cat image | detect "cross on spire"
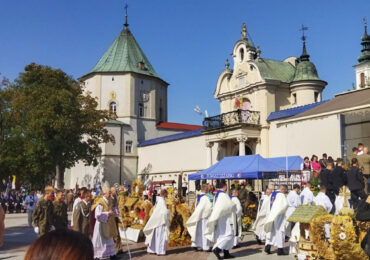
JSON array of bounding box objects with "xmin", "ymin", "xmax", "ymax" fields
[
  {"xmin": 299, "ymin": 24, "xmax": 310, "ymax": 61},
  {"xmin": 364, "ymin": 17, "xmax": 368, "ymax": 35},
  {"xmin": 300, "ymin": 24, "xmax": 309, "ymax": 42},
  {"xmin": 124, "ymin": 3, "xmax": 129, "ymax": 28}
]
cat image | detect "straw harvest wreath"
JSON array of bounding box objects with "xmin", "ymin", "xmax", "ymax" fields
[{"xmin": 311, "ymin": 215, "xmax": 368, "ymax": 260}]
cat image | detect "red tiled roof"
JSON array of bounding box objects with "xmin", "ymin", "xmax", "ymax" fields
[{"xmin": 156, "ymin": 122, "xmax": 203, "ymax": 131}]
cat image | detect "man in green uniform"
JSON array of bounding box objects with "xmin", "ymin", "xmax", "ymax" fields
[
  {"xmin": 73, "ymin": 190, "xmax": 92, "ymax": 238},
  {"xmin": 358, "ymin": 147, "xmax": 370, "ymax": 194},
  {"xmin": 53, "ymin": 190, "xmax": 68, "ymax": 229},
  {"xmin": 238, "ymin": 182, "xmax": 248, "ymax": 214},
  {"xmin": 32, "ymin": 186, "xmax": 54, "ymax": 237}
]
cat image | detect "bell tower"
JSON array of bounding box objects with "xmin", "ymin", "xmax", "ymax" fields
[{"xmin": 355, "ymin": 18, "xmax": 370, "ymax": 89}]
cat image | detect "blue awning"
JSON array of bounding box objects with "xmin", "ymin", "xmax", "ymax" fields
[
  {"xmin": 188, "ymin": 155, "xmax": 281, "ymax": 180},
  {"xmin": 265, "ymin": 156, "xmax": 303, "ymax": 171}
]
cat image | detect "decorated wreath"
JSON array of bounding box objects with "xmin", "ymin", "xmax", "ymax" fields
[
  {"xmin": 131, "ymin": 179, "xmax": 143, "ymax": 198},
  {"xmin": 310, "ymin": 214, "xmax": 335, "ymax": 260}
]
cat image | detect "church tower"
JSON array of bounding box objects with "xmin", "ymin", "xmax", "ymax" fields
[
  {"xmin": 80, "ymin": 8, "xmax": 169, "ymax": 141},
  {"xmin": 354, "ymin": 18, "xmax": 370, "ymax": 89},
  {"xmin": 290, "ymin": 34, "xmax": 327, "ymax": 106},
  {"xmin": 67, "ymin": 8, "xmax": 170, "ymax": 188}
]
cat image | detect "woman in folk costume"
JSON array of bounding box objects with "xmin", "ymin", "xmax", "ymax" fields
[
  {"xmin": 230, "ymin": 189, "xmax": 243, "ymax": 248},
  {"xmin": 252, "ymin": 188, "xmax": 272, "ymax": 244},
  {"xmin": 264, "ymin": 185, "xmax": 289, "ymax": 256},
  {"xmin": 204, "ymin": 182, "xmax": 236, "ymax": 260},
  {"xmin": 186, "ymin": 183, "xmax": 213, "ymax": 252},
  {"xmin": 143, "ymin": 189, "xmax": 170, "ymax": 256},
  {"xmin": 91, "ymin": 182, "xmax": 119, "ymax": 260}
]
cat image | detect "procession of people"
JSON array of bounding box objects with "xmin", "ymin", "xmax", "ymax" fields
[{"xmin": 1, "ymin": 143, "xmax": 368, "ymax": 259}]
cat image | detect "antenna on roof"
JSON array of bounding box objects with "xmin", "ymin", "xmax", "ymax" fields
[{"xmin": 124, "ymin": 3, "xmax": 129, "ymax": 28}]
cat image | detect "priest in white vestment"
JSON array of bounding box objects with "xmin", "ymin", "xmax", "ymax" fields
[
  {"xmin": 186, "ymin": 184, "xmax": 213, "ymax": 251},
  {"xmin": 264, "ymin": 185, "xmax": 289, "ymax": 256},
  {"xmin": 286, "ymin": 184, "xmax": 301, "ymax": 254},
  {"xmin": 205, "ymin": 182, "xmax": 236, "ymax": 260},
  {"xmin": 252, "ymin": 188, "xmax": 272, "ymax": 243},
  {"xmin": 91, "ymin": 182, "xmax": 118, "ymax": 259},
  {"xmin": 143, "ymin": 189, "xmax": 170, "ymax": 256},
  {"xmin": 314, "ymin": 186, "xmax": 333, "ymax": 213},
  {"xmin": 231, "ymin": 189, "xmax": 243, "ymax": 248},
  {"xmin": 300, "ymin": 182, "xmax": 314, "ymax": 205}
]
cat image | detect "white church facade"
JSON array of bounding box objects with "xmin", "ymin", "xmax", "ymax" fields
[
  {"xmin": 137, "ymin": 22, "xmax": 370, "ymax": 189},
  {"xmin": 65, "ymin": 15, "xmax": 370, "ymax": 190}
]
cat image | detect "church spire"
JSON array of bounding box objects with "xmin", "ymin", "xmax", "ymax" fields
[
  {"xmin": 124, "ymin": 3, "xmax": 129, "ymax": 28},
  {"xmin": 358, "ymin": 17, "xmax": 370, "ymax": 63},
  {"xmin": 299, "ymin": 24, "xmax": 310, "ymax": 61}
]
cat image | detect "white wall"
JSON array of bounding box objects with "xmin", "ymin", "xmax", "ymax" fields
[{"xmin": 269, "ymin": 114, "xmax": 342, "ymax": 159}]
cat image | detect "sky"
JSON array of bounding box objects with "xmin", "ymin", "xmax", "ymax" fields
[{"xmin": 0, "ymin": 0, "xmax": 369, "ymax": 125}]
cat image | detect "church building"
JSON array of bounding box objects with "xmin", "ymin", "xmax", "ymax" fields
[
  {"xmin": 137, "ymin": 22, "xmax": 370, "ymax": 190},
  {"xmin": 65, "ymin": 13, "xmax": 370, "ymax": 190},
  {"xmin": 64, "ymin": 14, "xmax": 202, "ymax": 189}
]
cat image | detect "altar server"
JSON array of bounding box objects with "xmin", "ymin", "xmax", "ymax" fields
[
  {"xmin": 300, "ymin": 182, "xmax": 314, "ymax": 205},
  {"xmin": 231, "ymin": 189, "xmax": 243, "ymax": 248},
  {"xmin": 286, "ymin": 185, "xmax": 301, "ymax": 232},
  {"xmin": 313, "ymin": 185, "xmax": 333, "ymax": 213},
  {"xmin": 186, "ymin": 184, "xmax": 213, "ymax": 251},
  {"xmin": 143, "ymin": 189, "xmax": 170, "ymax": 256},
  {"xmin": 252, "ymin": 188, "xmax": 272, "ymax": 243},
  {"xmin": 91, "ymin": 182, "xmax": 118, "ymax": 260},
  {"xmin": 264, "ymin": 185, "xmax": 289, "ymax": 256},
  {"xmin": 205, "ymin": 182, "xmax": 236, "ymax": 260},
  {"xmin": 286, "ymin": 184, "xmax": 301, "ymax": 254}
]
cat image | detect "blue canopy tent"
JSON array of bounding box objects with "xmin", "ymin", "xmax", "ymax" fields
[
  {"xmin": 188, "ymin": 154, "xmax": 281, "ymax": 180},
  {"xmin": 266, "ymin": 156, "xmax": 303, "ymax": 171},
  {"xmin": 263, "ymin": 156, "xmax": 303, "ymax": 179}
]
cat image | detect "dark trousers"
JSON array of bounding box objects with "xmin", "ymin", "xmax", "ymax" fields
[
  {"xmin": 364, "ymin": 176, "xmax": 370, "ymax": 194},
  {"xmin": 350, "ymin": 189, "xmax": 367, "ymax": 210},
  {"xmin": 326, "ymin": 190, "xmax": 336, "ymax": 214}
]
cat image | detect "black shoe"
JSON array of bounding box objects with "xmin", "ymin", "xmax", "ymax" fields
[
  {"xmin": 277, "ymin": 248, "xmax": 288, "ymax": 255},
  {"xmin": 116, "ymin": 250, "xmax": 124, "ymax": 255},
  {"xmin": 232, "ymin": 244, "xmax": 241, "ymax": 249},
  {"xmin": 223, "ymin": 250, "xmax": 235, "ymax": 259},
  {"xmin": 191, "ymin": 247, "xmax": 198, "ymax": 251},
  {"xmin": 110, "ymin": 255, "xmax": 118, "ymax": 260},
  {"xmin": 205, "ymin": 248, "xmax": 212, "ymax": 252},
  {"xmin": 264, "ymin": 245, "xmax": 271, "ymax": 254},
  {"xmin": 212, "ymin": 247, "xmax": 223, "ymax": 260}
]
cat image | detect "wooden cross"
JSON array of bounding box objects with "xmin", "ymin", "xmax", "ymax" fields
[{"xmin": 339, "ymin": 186, "xmax": 350, "ymax": 207}]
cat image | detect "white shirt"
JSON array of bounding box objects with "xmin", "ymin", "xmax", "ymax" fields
[
  {"xmin": 314, "ymin": 192, "xmax": 333, "ymax": 213},
  {"xmin": 24, "ymin": 195, "xmax": 38, "ymax": 211},
  {"xmin": 300, "ymin": 187, "xmax": 314, "ymax": 205}
]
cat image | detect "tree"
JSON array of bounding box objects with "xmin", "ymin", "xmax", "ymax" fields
[{"xmin": 7, "ymin": 63, "xmax": 114, "ymax": 189}]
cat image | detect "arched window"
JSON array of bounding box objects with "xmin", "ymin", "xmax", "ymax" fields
[
  {"xmin": 109, "ymin": 102, "xmax": 117, "ymax": 113},
  {"xmin": 138, "ymin": 103, "xmax": 144, "ymax": 117},
  {"xmin": 239, "ymin": 48, "xmax": 244, "ymax": 62},
  {"xmin": 360, "ymin": 73, "xmax": 365, "ymax": 88}
]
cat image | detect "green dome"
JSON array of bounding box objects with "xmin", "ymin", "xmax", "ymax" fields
[
  {"xmin": 358, "ymin": 24, "xmax": 370, "ymax": 63},
  {"xmin": 293, "ymin": 60, "xmax": 320, "ymax": 81}
]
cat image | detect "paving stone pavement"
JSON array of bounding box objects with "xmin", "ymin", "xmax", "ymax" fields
[{"xmin": 0, "ymin": 213, "xmax": 293, "ymax": 260}]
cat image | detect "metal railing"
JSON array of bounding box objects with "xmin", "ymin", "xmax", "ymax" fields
[{"xmin": 203, "ymin": 109, "xmax": 260, "ymax": 130}]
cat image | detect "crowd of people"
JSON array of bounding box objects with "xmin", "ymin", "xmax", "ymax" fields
[{"xmin": 2, "ymin": 143, "xmax": 370, "ymax": 259}]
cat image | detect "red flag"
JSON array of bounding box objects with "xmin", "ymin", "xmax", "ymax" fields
[{"xmin": 235, "ymin": 97, "xmax": 240, "ymax": 108}]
